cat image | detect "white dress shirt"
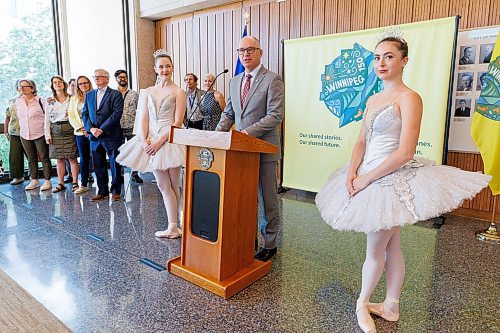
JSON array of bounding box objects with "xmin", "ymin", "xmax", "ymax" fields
[{"xmin": 97, "ymin": 86, "xmax": 108, "ymax": 109}]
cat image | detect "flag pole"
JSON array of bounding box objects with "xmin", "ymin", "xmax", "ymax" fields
[
  {"xmin": 243, "ymin": 11, "xmax": 250, "ymax": 27},
  {"xmin": 476, "ymin": 194, "xmax": 500, "ymax": 243},
  {"xmin": 234, "ymin": 12, "xmax": 250, "ymax": 76}
]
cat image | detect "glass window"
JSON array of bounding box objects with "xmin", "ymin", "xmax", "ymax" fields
[
  {"xmin": 64, "ymin": 0, "xmax": 126, "ymax": 88},
  {"xmin": 0, "ymin": 0, "xmax": 57, "ymax": 173}
]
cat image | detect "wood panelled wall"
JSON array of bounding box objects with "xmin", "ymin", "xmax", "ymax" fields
[{"xmin": 155, "ymin": 0, "xmax": 500, "ymax": 220}]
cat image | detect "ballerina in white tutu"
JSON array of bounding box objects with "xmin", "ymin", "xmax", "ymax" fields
[
  {"xmin": 117, "ymin": 50, "xmax": 186, "ymax": 239},
  {"xmin": 315, "ymin": 37, "xmax": 491, "ymax": 333}
]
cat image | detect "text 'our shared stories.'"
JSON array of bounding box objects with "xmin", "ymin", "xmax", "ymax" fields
[{"xmin": 298, "ymin": 132, "xmax": 342, "ymax": 148}]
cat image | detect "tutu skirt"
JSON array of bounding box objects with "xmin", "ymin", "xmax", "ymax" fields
[
  {"xmin": 315, "ymin": 158, "xmax": 491, "ymax": 233},
  {"xmin": 117, "ymin": 136, "xmax": 185, "ymax": 173}
]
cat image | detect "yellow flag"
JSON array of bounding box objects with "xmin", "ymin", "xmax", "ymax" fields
[{"xmin": 471, "ymin": 35, "xmax": 500, "ymax": 195}]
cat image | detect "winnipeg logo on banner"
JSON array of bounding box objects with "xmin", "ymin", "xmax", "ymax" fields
[{"xmin": 320, "ymin": 43, "xmax": 382, "ymax": 127}]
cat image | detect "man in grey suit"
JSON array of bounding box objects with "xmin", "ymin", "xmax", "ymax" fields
[{"xmin": 216, "ymin": 36, "xmax": 284, "ymax": 262}]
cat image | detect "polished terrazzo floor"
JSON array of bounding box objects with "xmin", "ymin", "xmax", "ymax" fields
[{"xmin": 0, "ymin": 173, "xmax": 499, "ymax": 333}]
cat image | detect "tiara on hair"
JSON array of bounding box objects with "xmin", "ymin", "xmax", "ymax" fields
[
  {"xmin": 376, "ymin": 26, "xmax": 405, "ymax": 42},
  {"xmin": 153, "ymin": 49, "xmax": 170, "ymax": 58}
]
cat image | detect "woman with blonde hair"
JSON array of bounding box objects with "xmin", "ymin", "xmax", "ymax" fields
[
  {"xmin": 201, "ymin": 73, "xmax": 226, "ymax": 131},
  {"xmin": 68, "ymin": 75, "xmax": 94, "ymax": 194}
]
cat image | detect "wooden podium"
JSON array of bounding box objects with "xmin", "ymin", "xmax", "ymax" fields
[{"xmin": 167, "ymin": 128, "xmax": 278, "ymax": 299}]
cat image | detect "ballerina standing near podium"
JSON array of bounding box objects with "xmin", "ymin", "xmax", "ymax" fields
[
  {"xmin": 117, "ymin": 50, "xmax": 186, "ymax": 239},
  {"xmin": 315, "ymin": 36, "xmax": 491, "ymax": 333}
]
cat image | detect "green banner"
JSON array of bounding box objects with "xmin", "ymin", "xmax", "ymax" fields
[{"xmin": 283, "ymin": 17, "xmax": 457, "ymax": 192}]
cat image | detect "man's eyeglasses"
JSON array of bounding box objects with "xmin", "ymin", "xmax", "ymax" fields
[
  {"xmin": 78, "ymin": 82, "xmax": 90, "ymax": 86},
  {"xmin": 19, "ymin": 85, "xmax": 32, "ymax": 88},
  {"xmin": 116, "ymin": 76, "xmax": 127, "ymax": 80},
  {"xmin": 93, "ymin": 75, "xmax": 107, "ymax": 79},
  {"xmin": 236, "ymin": 47, "xmax": 260, "ymax": 55}
]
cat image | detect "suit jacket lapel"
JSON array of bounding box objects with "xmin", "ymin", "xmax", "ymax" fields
[
  {"xmin": 242, "ymin": 66, "xmax": 266, "ymax": 113},
  {"xmin": 91, "ymin": 90, "xmax": 98, "ymax": 111},
  {"xmin": 233, "ymin": 73, "xmax": 244, "ymax": 115},
  {"xmin": 87, "ymin": 90, "xmax": 97, "ymax": 126},
  {"xmin": 196, "ymin": 88, "xmax": 203, "ymax": 102}
]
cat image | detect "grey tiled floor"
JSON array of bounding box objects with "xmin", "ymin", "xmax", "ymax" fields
[{"xmin": 0, "ymin": 174, "xmax": 498, "ymax": 333}]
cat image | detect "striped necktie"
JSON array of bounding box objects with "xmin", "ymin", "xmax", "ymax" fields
[{"xmin": 241, "ymin": 74, "xmax": 252, "ymax": 106}]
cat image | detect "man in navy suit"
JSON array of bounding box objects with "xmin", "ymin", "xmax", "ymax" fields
[{"xmin": 82, "ymin": 69, "xmax": 124, "ymax": 202}]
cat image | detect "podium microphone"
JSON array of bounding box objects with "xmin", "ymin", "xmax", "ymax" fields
[{"xmin": 186, "ymin": 69, "xmax": 229, "ymax": 129}]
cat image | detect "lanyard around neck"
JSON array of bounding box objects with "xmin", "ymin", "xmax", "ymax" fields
[{"xmin": 189, "ymin": 92, "xmax": 197, "ymax": 109}]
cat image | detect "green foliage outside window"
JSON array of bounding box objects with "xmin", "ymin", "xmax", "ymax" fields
[{"xmin": 0, "ymin": 5, "xmax": 57, "ymax": 174}]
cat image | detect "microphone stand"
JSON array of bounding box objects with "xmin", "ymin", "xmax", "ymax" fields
[{"xmin": 186, "ymin": 69, "xmax": 228, "ymax": 129}]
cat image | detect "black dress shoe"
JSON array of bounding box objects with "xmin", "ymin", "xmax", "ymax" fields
[
  {"xmin": 131, "ymin": 172, "xmax": 144, "ymax": 183},
  {"xmin": 254, "ymin": 247, "xmax": 277, "ymax": 262}
]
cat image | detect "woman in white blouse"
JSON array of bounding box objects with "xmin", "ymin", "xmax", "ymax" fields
[{"xmin": 45, "ymin": 75, "xmax": 79, "ymax": 193}]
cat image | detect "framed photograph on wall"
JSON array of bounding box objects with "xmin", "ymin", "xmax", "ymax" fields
[
  {"xmin": 448, "ymin": 26, "xmax": 499, "ymax": 153},
  {"xmin": 479, "ymin": 43, "xmax": 494, "ymax": 63},
  {"xmin": 458, "ymin": 45, "xmax": 476, "ymax": 65}
]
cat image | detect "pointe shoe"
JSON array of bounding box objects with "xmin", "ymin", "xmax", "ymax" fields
[
  {"xmin": 155, "ymin": 229, "xmax": 182, "ymax": 239},
  {"xmin": 356, "ymin": 299, "xmax": 377, "ymax": 333},
  {"xmin": 368, "ymin": 297, "xmax": 400, "ymax": 322}
]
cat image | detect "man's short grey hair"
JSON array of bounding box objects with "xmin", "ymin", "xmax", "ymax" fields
[
  {"xmin": 94, "ymin": 69, "xmax": 110, "ymax": 77},
  {"xmin": 242, "ymin": 35, "xmax": 261, "ymax": 48}
]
